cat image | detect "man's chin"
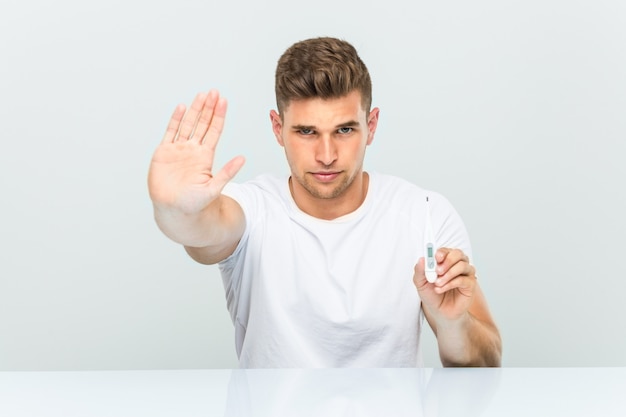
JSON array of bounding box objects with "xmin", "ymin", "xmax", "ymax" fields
[{"xmin": 303, "ymin": 177, "xmax": 350, "ymax": 199}]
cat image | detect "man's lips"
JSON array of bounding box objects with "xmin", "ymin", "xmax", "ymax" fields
[{"xmin": 311, "ymin": 171, "xmax": 340, "ymax": 182}]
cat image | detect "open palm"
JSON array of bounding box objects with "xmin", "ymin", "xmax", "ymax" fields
[{"xmin": 148, "ymin": 90, "xmax": 245, "ymax": 215}]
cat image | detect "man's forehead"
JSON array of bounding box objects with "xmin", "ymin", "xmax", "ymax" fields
[{"xmin": 281, "ymin": 92, "xmax": 366, "ymax": 125}]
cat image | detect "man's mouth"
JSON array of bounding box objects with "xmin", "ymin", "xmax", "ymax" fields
[{"xmin": 311, "ymin": 171, "xmax": 340, "ymax": 182}]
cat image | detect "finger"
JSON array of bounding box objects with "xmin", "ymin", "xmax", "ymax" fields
[
  {"xmin": 208, "ymin": 155, "xmax": 246, "ymax": 193},
  {"xmin": 435, "ymin": 248, "xmax": 468, "ymax": 276},
  {"xmin": 192, "ymin": 90, "xmax": 219, "ymax": 144},
  {"xmin": 434, "ymin": 274, "xmax": 476, "ymax": 296},
  {"xmin": 201, "ymin": 96, "xmax": 228, "ymax": 150},
  {"xmin": 435, "ymin": 247, "xmax": 452, "ymax": 265},
  {"xmin": 435, "ymin": 260, "xmax": 475, "ymax": 288},
  {"xmin": 413, "ymin": 258, "xmax": 430, "ymax": 290},
  {"xmin": 177, "ymin": 92, "xmax": 208, "ymax": 141},
  {"xmin": 161, "ymin": 104, "xmax": 186, "ymax": 144}
]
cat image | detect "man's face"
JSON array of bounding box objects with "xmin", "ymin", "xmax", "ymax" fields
[{"xmin": 270, "ymin": 90, "xmax": 379, "ymax": 212}]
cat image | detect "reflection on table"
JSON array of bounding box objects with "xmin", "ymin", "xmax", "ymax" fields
[
  {"xmin": 1, "ymin": 367, "xmax": 624, "ymax": 416},
  {"xmin": 225, "ymin": 368, "xmax": 500, "ymax": 416}
]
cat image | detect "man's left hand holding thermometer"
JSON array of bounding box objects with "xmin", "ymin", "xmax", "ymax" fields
[{"xmin": 413, "ymin": 248, "xmax": 502, "ymax": 366}]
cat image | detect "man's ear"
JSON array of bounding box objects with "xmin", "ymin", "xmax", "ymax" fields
[
  {"xmin": 270, "ymin": 110, "xmax": 284, "ymax": 146},
  {"xmin": 366, "ymin": 107, "xmax": 380, "ymax": 145}
]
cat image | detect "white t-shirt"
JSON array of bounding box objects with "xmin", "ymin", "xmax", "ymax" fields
[{"xmin": 219, "ymin": 172, "xmax": 472, "ymax": 368}]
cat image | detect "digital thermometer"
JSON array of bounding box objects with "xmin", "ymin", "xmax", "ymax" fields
[{"xmin": 424, "ymin": 196, "xmax": 437, "ymax": 283}]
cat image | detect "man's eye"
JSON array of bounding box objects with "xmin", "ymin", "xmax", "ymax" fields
[
  {"xmin": 299, "ymin": 128, "xmax": 314, "ymax": 135},
  {"xmin": 338, "ymin": 127, "xmax": 353, "ymax": 134}
]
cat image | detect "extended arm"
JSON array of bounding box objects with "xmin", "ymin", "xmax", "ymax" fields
[
  {"xmin": 148, "ymin": 91, "xmax": 246, "ymax": 264},
  {"xmin": 414, "ymin": 249, "xmax": 502, "ymax": 367}
]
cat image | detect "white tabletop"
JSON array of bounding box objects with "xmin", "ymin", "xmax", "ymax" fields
[{"xmin": 1, "ymin": 368, "xmax": 624, "ymax": 416}]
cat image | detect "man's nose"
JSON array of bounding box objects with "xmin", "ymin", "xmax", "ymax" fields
[{"xmin": 315, "ymin": 136, "xmax": 337, "ymax": 166}]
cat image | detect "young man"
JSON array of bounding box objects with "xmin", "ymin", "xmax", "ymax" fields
[{"xmin": 148, "ymin": 37, "xmax": 502, "ymax": 367}]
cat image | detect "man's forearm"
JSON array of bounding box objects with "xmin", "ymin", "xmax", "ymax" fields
[
  {"xmin": 153, "ymin": 204, "xmax": 218, "ymax": 247},
  {"xmin": 432, "ymin": 312, "xmax": 502, "ymax": 367},
  {"xmin": 153, "ymin": 195, "xmax": 244, "ymax": 248}
]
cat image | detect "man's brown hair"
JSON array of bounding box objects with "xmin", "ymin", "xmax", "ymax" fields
[{"xmin": 275, "ymin": 37, "xmax": 372, "ymax": 115}]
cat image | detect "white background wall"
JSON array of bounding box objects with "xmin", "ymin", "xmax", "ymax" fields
[{"xmin": 1, "ymin": 0, "xmax": 625, "ymax": 370}]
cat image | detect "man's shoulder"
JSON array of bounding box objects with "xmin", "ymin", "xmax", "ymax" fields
[
  {"xmin": 369, "ymin": 171, "xmax": 453, "ymax": 212},
  {"xmin": 221, "ymin": 174, "xmax": 292, "ymax": 223},
  {"xmin": 371, "ymin": 171, "xmax": 420, "ymax": 188},
  {"xmin": 369, "ymin": 171, "xmax": 429, "ymax": 200},
  {"xmin": 233, "ymin": 173, "xmax": 285, "ymax": 188},
  {"xmin": 223, "ymin": 174, "xmax": 287, "ymax": 199}
]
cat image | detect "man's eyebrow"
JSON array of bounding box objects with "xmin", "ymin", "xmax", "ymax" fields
[
  {"xmin": 336, "ymin": 120, "xmax": 360, "ymax": 128},
  {"xmin": 291, "ymin": 124, "xmax": 316, "ymax": 130},
  {"xmin": 290, "ymin": 121, "xmax": 360, "ymax": 130}
]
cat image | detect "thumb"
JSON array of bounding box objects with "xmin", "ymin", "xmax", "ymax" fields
[
  {"xmin": 211, "ymin": 155, "xmax": 246, "ymax": 192},
  {"xmin": 413, "ymin": 257, "xmax": 429, "ymax": 291}
]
